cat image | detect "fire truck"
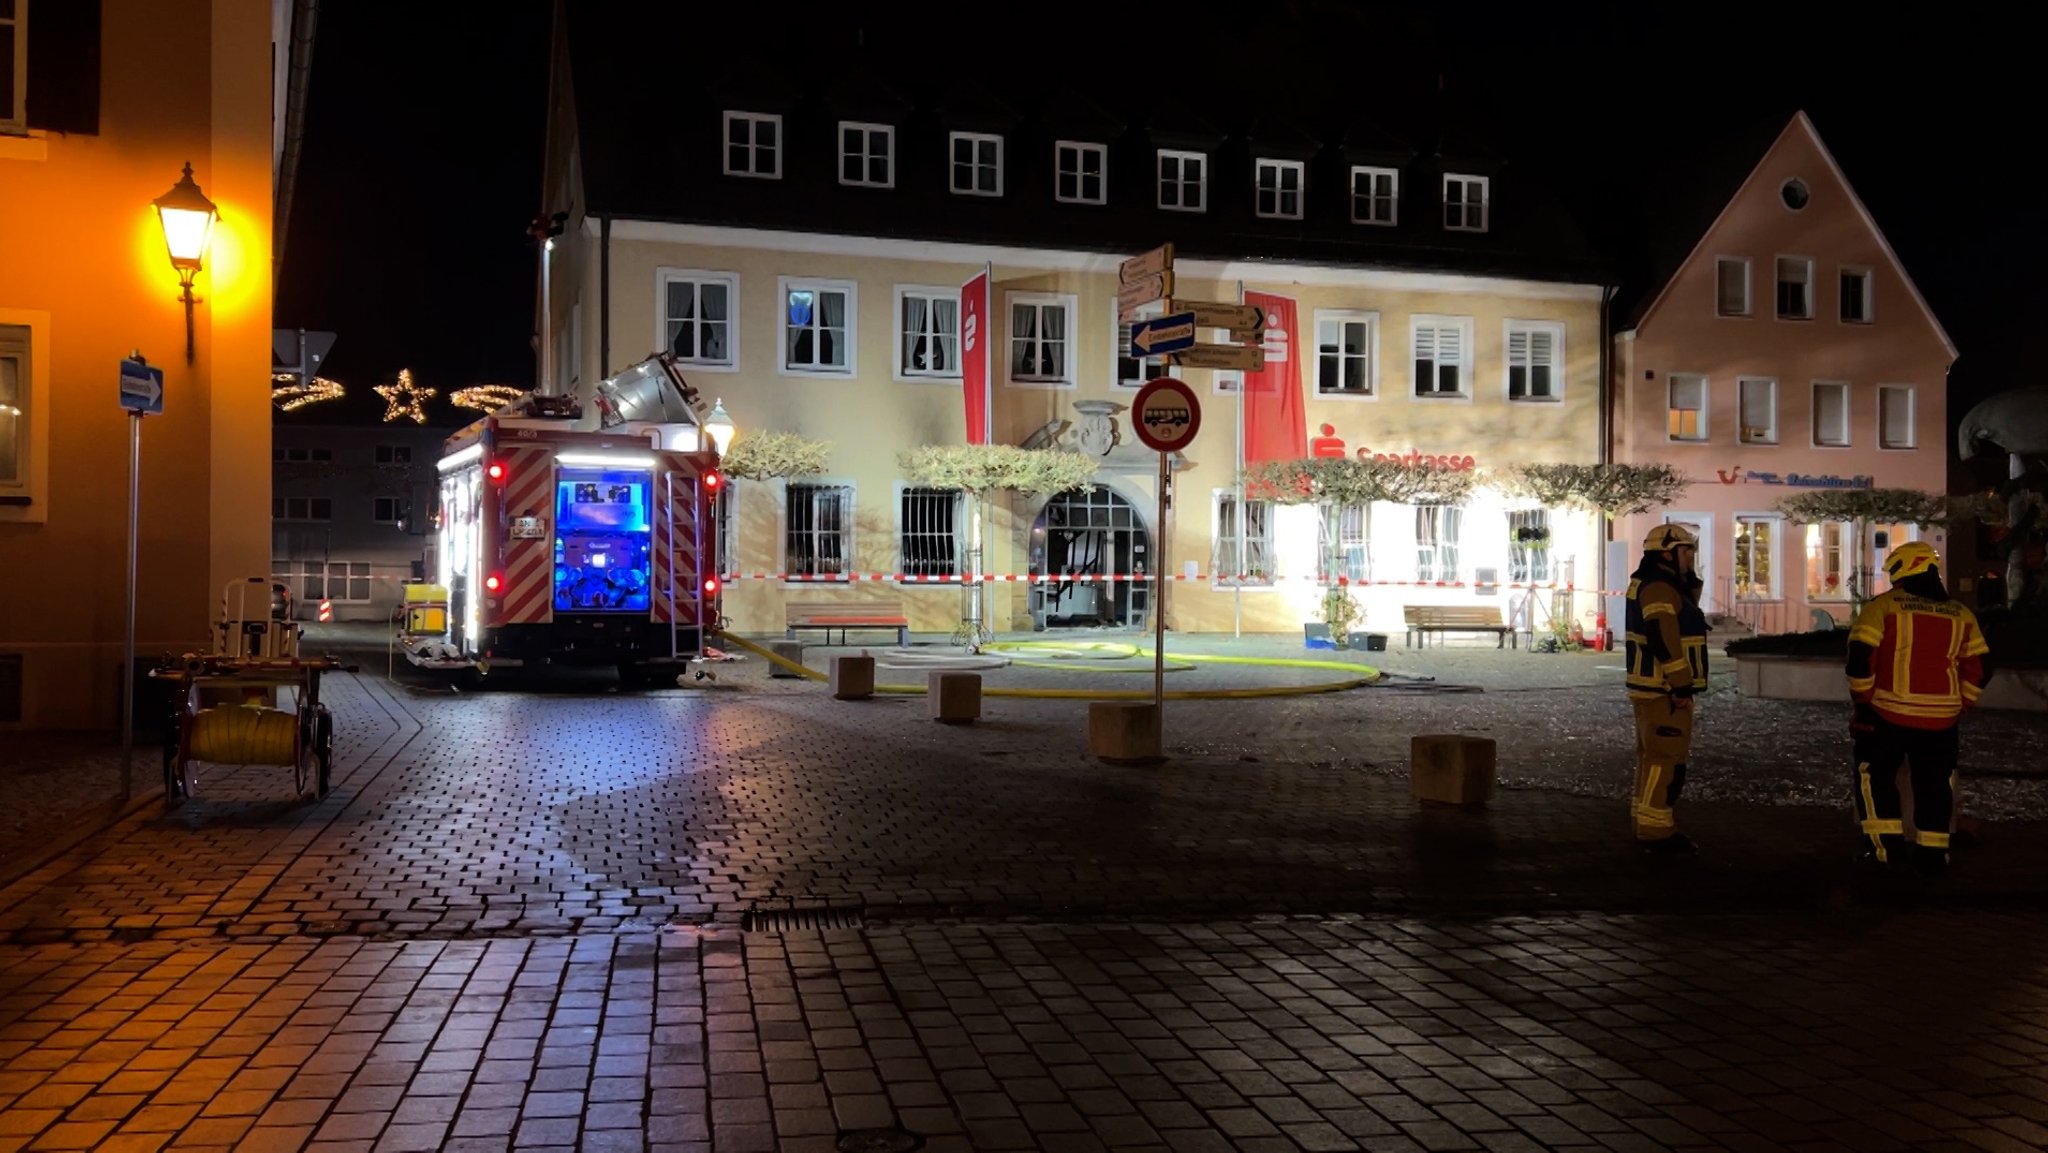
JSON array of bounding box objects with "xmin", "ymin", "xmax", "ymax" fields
[{"xmin": 401, "ymin": 355, "xmax": 723, "ymax": 686}]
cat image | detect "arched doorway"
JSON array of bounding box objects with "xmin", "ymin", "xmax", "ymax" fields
[{"xmin": 1029, "ymin": 485, "xmax": 1152, "ymax": 629}]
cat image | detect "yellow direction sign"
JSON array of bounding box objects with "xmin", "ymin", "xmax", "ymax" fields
[
  {"xmin": 1116, "ymin": 271, "xmax": 1173, "ymax": 322},
  {"xmin": 1119, "ymin": 243, "xmax": 1174, "ymax": 283},
  {"xmin": 1171, "ymin": 343, "xmax": 1266, "ymax": 372},
  {"xmin": 1168, "ymin": 299, "xmax": 1264, "ymax": 337}
]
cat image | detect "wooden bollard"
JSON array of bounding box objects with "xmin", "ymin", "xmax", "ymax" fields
[
  {"xmin": 830, "ymin": 655, "xmax": 875, "ymax": 701},
  {"xmin": 1409, "ymin": 734, "xmax": 1496, "ymax": 805},
  {"xmin": 768, "ymin": 639, "xmax": 806, "ymax": 679},
  {"xmin": 929, "ymin": 672, "xmax": 981, "ymax": 723},
  {"xmin": 1088, "ymin": 702, "xmax": 1162, "ymax": 765}
]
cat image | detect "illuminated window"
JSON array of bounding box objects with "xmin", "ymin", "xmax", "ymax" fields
[
  {"xmin": 1318, "ymin": 504, "xmax": 1372, "ymax": 582},
  {"xmin": 1668, "ymin": 374, "xmax": 1707, "ymax": 441},
  {"xmin": 0, "ymin": 1, "xmax": 22, "ymax": 132},
  {"xmin": 897, "ymin": 288, "xmax": 960, "ymax": 379},
  {"xmin": 1734, "ymin": 517, "xmax": 1780, "ymax": 600},
  {"xmin": 1214, "ymin": 494, "xmax": 1274, "ymax": 586},
  {"xmin": 660, "ymin": 270, "xmax": 738, "ymax": 368},
  {"xmin": 1008, "ymin": 293, "xmax": 1075, "ymax": 386},
  {"xmin": 899, "ymin": 488, "xmax": 962, "ymax": 578},
  {"xmin": 1806, "ymin": 522, "xmax": 1849, "ymax": 601},
  {"xmin": 1415, "ymin": 505, "xmax": 1463, "ymax": 583},
  {"xmin": 1509, "ymin": 509, "xmax": 1552, "ymax": 584},
  {"xmin": 1, "ymin": 325, "xmax": 27, "ymax": 494},
  {"xmin": 1739, "ymin": 377, "xmax": 1777, "ymax": 444},
  {"xmin": 786, "ymin": 483, "xmax": 853, "ymax": 580},
  {"xmin": 780, "ymin": 279, "xmax": 855, "ymax": 374}
]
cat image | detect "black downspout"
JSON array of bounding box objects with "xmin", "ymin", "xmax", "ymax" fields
[
  {"xmin": 599, "ymin": 215, "xmax": 612, "ymax": 377},
  {"xmin": 1597, "ymin": 283, "xmax": 1616, "ymax": 646}
]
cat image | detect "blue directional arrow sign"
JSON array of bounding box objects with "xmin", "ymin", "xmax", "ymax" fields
[
  {"xmin": 118, "ymin": 356, "xmax": 165, "ymax": 416},
  {"xmin": 1129, "ymin": 312, "xmax": 1198, "ymax": 357}
]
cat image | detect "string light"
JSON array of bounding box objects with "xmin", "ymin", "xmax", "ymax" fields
[
  {"xmin": 271, "ymin": 374, "xmax": 345, "ymax": 412},
  {"xmin": 374, "ymin": 368, "xmax": 436, "ymax": 424},
  {"xmin": 451, "ymin": 384, "xmax": 529, "ymax": 412}
]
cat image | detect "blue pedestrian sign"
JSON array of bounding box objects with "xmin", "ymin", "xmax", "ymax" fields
[
  {"xmin": 119, "ymin": 356, "xmax": 164, "ymax": 416},
  {"xmin": 1128, "ymin": 312, "xmax": 1198, "ymax": 357}
]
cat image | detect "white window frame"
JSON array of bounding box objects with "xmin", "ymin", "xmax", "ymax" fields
[
  {"xmin": 373, "ymin": 497, "xmax": 406, "ymax": 524},
  {"xmin": 1318, "ymin": 503, "xmax": 1373, "ymax": 583},
  {"xmin": 1006, "ymin": 292, "xmax": 1077, "ymax": 389},
  {"xmin": 1312, "ymin": 310, "xmax": 1378, "ymax": 399},
  {"xmin": 1443, "ymin": 174, "xmax": 1489, "ymax": 232},
  {"xmin": 1054, "ymin": 140, "xmax": 1108, "ymax": 205},
  {"xmin": 1667, "ymin": 374, "xmax": 1708, "ymax": 443},
  {"xmin": 1350, "ymin": 166, "xmax": 1398, "ymax": 226},
  {"xmin": 1508, "ymin": 508, "xmax": 1553, "ymax": 585},
  {"xmin": 948, "ymin": 131, "xmax": 1003, "ymax": 197},
  {"xmin": 1775, "ymin": 255, "xmax": 1814, "ymax": 321},
  {"xmin": 777, "ymin": 277, "xmax": 858, "ymax": 378},
  {"xmin": 1806, "ymin": 521, "xmax": 1852, "ymax": 603},
  {"xmin": 1504, "ymin": 319, "xmax": 1564, "ymax": 402},
  {"xmin": 1411, "ymin": 314, "xmax": 1473, "ymax": 399},
  {"xmin": 1213, "ymin": 492, "xmax": 1277, "ymax": 589},
  {"xmin": 721, "ymin": 111, "xmax": 782, "ymax": 179},
  {"xmin": 1113, "ymin": 299, "xmax": 1180, "ymax": 390},
  {"xmin": 1, "ymin": 0, "xmax": 24, "ymax": 135},
  {"xmin": 1878, "ymin": 385, "xmax": 1916, "ymax": 450},
  {"xmin": 1733, "ymin": 514, "xmax": 1783, "ymax": 601},
  {"xmin": 896, "ymin": 484, "xmax": 966, "ymax": 582},
  {"xmin": 1738, "ymin": 377, "xmax": 1778, "ymax": 445},
  {"xmin": 1715, "ymin": 257, "xmax": 1751, "ymax": 317},
  {"xmin": 1254, "ymin": 158, "xmax": 1304, "ymax": 220},
  {"xmin": 0, "ymin": 320, "xmax": 30, "ymax": 507},
  {"xmin": 1157, "ymin": 149, "xmax": 1207, "ymax": 213},
  {"xmin": 783, "ymin": 480, "xmax": 856, "ymax": 583},
  {"xmin": 326, "ymin": 561, "xmax": 374, "ymax": 604},
  {"xmin": 838, "ymin": 121, "xmax": 895, "ymax": 189},
  {"xmin": 1839, "ymin": 266, "xmax": 1875, "ymax": 324},
  {"xmin": 894, "ymin": 285, "xmax": 963, "ymax": 382},
  {"xmin": 1811, "ymin": 381, "xmax": 1851, "ymax": 448},
  {"xmin": 656, "ymin": 268, "xmax": 740, "ymax": 372},
  {"xmin": 1414, "ymin": 505, "xmax": 1464, "ymax": 584}
]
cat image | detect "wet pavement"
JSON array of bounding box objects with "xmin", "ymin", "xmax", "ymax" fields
[{"xmin": 1, "ymin": 629, "xmax": 2046, "ymax": 1150}]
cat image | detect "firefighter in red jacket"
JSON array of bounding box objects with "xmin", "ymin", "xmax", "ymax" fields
[
  {"xmin": 1625, "ymin": 524, "xmax": 1710, "ymax": 853},
  {"xmin": 1846, "ymin": 541, "xmax": 1990, "ymax": 876}
]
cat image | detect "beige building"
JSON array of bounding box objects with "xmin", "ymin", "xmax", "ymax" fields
[
  {"xmin": 1611, "ymin": 112, "xmax": 1956, "ymax": 635},
  {"xmin": 2, "ymin": 0, "xmax": 303, "ymax": 729},
  {"xmin": 540, "ymin": 8, "xmax": 1611, "ymax": 641}
]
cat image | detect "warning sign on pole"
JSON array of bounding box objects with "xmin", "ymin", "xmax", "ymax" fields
[{"xmin": 318, "ymin": 599, "xmax": 333, "ymax": 623}]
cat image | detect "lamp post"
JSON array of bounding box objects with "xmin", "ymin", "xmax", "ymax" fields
[
  {"xmin": 153, "ymin": 162, "xmax": 219, "ymax": 364},
  {"xmin": 703, "ymin": 397, "xmax": 735, "ymax": 456}
]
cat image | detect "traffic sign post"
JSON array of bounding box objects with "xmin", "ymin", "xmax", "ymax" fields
[
  {"xmin": 117, "ymin": 352, "xmax": 164, "ymax": 802},
  {"xmin": 1131, "ymin": 377, "xmax": 1203, "ymax": 739}
]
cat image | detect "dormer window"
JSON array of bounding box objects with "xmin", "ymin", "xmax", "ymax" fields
[
  {"xmin": 1443, "ymin": 174, "xmax": 1488, "ymax": 232},
  {"xmin": 1350, "ymin": 166, "xmax": 1398, "ymax": 225},
  {"xmin": 1254, "ymin": 159, "xmax": 1304, "ymax": 220},
  {"xmin": 1055, "ymin": 141, "xmax": 1107, "ymax": 204},
  {"xmin": 1158, "ymin": 150, "xmax": 1206, "ymax": 213},
  {"xmin": 949, "ymin": 132, "xmax": 1003, "ymax": 197},
  {"xmin": 840, "ymin": 122, "xmax": 895, "ymax": 188},
  {"xmin": 723, "ymin": 112, "xmax": 782, "ymax": 179}
]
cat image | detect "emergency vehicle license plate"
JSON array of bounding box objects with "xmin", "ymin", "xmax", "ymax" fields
[{"xmin": 510, "ymin": 516, "xmax": 547, "ymax": 539}]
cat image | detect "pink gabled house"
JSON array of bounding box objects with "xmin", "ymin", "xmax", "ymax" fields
[{"xmin": 1611, "ymin": 111, "xmax": 1956, "ymax": 636}]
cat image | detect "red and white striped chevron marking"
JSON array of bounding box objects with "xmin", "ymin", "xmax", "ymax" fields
[
  {"xmin": 651, "ymin": 469, "xmax": 701, "ymax": 625},
  {"xmin": 494, "ymin": 443, "xmax": 557, "ymax": 626}
]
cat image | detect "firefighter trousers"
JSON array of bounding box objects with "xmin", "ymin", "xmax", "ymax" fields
[
  {"xmin": 1631, "ymin": 696, "xmax": 1693, "ymax": 841},
  {"xmin": 1853, "ymin": 718, "xmax": 1959, "ymax": 862}
]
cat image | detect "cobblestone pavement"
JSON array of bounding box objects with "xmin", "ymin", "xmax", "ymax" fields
[{"xmin": 2, "ymin": 638, "xmax": 2047, "ymax": 1151}]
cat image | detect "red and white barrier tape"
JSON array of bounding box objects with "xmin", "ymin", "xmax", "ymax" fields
[{"xmin": 720, "ymin": 573, "xmax": 1626, "ymax": 596}]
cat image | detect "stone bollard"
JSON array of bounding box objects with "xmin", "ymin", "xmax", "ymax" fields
[
  {"xmin": 929, "ymin": 672, "xmax": 982, "ymax": 724},
  {"xmin": 830, "ymin": 654, "xmax": 875, "ymax": 701},
  {"xmin": 768, "ymin": 639, "xmax": 806, "ymax": 679},
  {"xmin": 1409, "ymin": 734, "xmax": 1496, "ymax": 805},
  {"xmin": 1088, "ymin": 702, "xmax": 1162, "ymax": 765}
]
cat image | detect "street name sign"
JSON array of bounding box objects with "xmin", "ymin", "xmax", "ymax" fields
[
  {"xmin": 118, "ymin": 356, "xmax": 165, "ymax": 416},
  {"xmin": 1170, "ymin": 343, "xmax": 1266, "ymax": 372},
  {"xmin": 1168, "ymin": 299, "xmax": 1264, "ymax": 336},
  {"xmin": 1119, "ymin": 244, "xmax": 1173, "ymax": 283},
  {"xmin": 1129, "ymin": 312, "xmax": 1198, "ymax": 356},
  {"xmin": 1116, "ymin": 272, "xmax": 1173, "ymax": 321}
]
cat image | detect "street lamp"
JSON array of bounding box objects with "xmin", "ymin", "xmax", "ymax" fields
[
  {"xmin": 703, "ymin": 397, "xmax": 735, "ymax": 455},
  {"xmin": 153, "ymin": 161, "xmax": 219, "ymax": 364}
]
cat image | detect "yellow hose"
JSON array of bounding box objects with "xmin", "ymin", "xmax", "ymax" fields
[
  {"xmin": 714, "ymin": 632, "xmax": 1380, "ymax": 700},
  {"xmin": 186, "ymin": 704, "xmax": 299, "ymax": 765}
]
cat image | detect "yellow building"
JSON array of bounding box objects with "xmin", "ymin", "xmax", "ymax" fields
[
  {"xmin": 540, "ymin": 8, "xmax": 1610, "ymax": 642},
  {"xmin": 1, "ymin": 0, "xmax": 300, "ymax": 728}
]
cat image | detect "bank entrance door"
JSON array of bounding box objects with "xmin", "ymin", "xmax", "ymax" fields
[{"xmin": 1030, "ymin": 485, "xmax": 1151, "ymax": 629}]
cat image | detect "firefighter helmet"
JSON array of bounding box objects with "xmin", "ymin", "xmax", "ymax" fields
[
  {"xmin": 1643, "ymin": 523, "xmax": 1698, "ymax": 552},
  {"xmin": 1884, "ymin": 541, "xmax": 1940, "ymax": 582}
]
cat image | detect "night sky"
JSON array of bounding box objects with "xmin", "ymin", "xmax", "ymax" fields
[{"xmin": 274, "ymin": 3, "xmax": 2028, "ymax": 436}]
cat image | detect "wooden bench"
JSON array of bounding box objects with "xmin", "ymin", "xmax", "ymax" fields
[
  {"xmin": 785, "ymin": 599, "xmax": 909, "ymax": 646},
  {"xmin": 1404, "ymin": 604, "xmax": 1516, "ymax": 649}
]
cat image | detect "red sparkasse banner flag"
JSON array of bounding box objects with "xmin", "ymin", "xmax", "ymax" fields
[
  {"xmin": 961, "ymin": 265, "xmax": 992, "ymax": 444},
  {"xmin": 1242, "ymin": 291, "xmax": 1306, "ymax": 464}
]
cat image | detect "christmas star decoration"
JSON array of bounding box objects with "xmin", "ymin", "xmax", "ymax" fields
[
  {"xmin": 451, "ymin": 384, "xmax": 529, "ymax": 413},
  {"xmin": 271, "ymin": 373, "xmax": 345, "ymax": 412},
  {"xmin": 375, "ymin": 369, "xmax": 435, "ymax": 424}
]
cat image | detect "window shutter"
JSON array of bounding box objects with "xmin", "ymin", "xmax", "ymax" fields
[
  {"xmin": 24, "ymin": 0, "xmax": 101, "ymax": 135},
  {"xmin": 1436, "ymin": 325, "xmax": 1462, "ymax": 365},
  {"xmin": 1415, "ymin": 326, "xmax": 1437, "ymax": 362},
  {"xmin": 1506, "ymin": 330, "xmax": 1529, "ymax": 369},
  {"xmin": 1529, "ymin": 330, "xmax": 1553, "ymax": 366}
]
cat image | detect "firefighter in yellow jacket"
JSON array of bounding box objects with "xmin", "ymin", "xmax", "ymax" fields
[
  {"xmin": 1625, "ymin": 524, "xmax": 1710, "ymax": 853},
  {"xmin": 1846, "ymin": 542, "xmax": 1990, "ymax": 876}
]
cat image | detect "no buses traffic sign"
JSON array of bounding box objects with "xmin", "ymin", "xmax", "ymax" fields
[{"xmin": 1132, "ymin": 377, "xmax": 1201, "ymax": 453}]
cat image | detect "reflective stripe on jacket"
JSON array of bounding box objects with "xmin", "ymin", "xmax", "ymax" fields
[
  {"xmin": 1626, "ymin": 568, "xmax": 1709, "ymax": 701},
  {"xmin": 1846, "ymin": 590, "xmax": 1989, "ymax": 728}
]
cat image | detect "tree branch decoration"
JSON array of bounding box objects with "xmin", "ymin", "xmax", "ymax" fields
[
  {"xmin": 1774, "ymin": 488, "xmax": 1985, "ymax": 527},
  {"xmin": 1244, "ymin": 456, "xmax": 1476, "ymax": 507},
  {"xmin": 1499, "ymin": 462, "xmax": 1689, "ymax": 517},
  {"xmin": 719, "ymin": 430, "xmax": 833, "ymax": 480},
  {"xmin": 898, "ymin": 444, "xmax": 1099, "ymax": 496}
]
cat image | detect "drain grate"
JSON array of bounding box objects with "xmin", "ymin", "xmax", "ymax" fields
[
  {"xmin": 742, "ymin": 905, "xmax": 865, "ymax": 933},
  {"xmin": 836, "ymin": 1129, "xmax": 923, "ymax": 1153}
]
